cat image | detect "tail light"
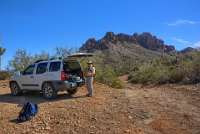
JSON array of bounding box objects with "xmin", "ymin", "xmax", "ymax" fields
[{"xmin": 61, "ymin": 71, "xmax": 66, "ymax": 81}]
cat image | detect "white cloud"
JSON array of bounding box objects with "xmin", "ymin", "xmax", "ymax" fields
[
  {"xmin": 193, "ymin": 41, "xmax": 200, "ymax": 47},
  {"xmin": 171, "ymin": 37, "xmax": 191, "ymax": 44},
  {"xmin": 171, "ymin": 38, "xmax": 200, "ymax": 49},
  {"xmin": 167, "ymin": 19, "xmax": 198, "ymax": 26}
]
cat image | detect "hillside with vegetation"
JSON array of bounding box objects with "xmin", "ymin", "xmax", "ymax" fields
[
  {"xmin": 128, "ymin": 51, "xmax": 200, "ymax": 85},
  {"xmin": 1, "ymin": 32, "xmax": 199, "ymax": 87},
  {"xmin": 80, "ymin": 32, "xmax": 199, "ymax": 85},
  {"xmin": 0, "ymin": 32, "xmax": 200, "ymax": 134},
  {"xmin": 80, "ymin": 32, "xmax": 177, "ymax": 70}
]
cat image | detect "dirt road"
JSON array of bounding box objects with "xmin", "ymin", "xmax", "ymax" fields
[{"xmin": 0, "ymin": 80, "xmax": 200, "ymax": 134}]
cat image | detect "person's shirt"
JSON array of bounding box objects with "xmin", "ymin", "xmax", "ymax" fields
[{"xmin": 85, "ymin": 66, "xmax": 95, "ymax": 77}]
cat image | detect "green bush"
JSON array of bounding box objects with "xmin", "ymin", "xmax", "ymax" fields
[
  {"xmin": 128, "ymin": 63, "xmax": 169, "ymax": 85},
  {"xmin": 168, "ymin": 67, "xmax": 186, "ymax": 83},
  {"xmin": 95, "ymin": 66, "xmax": 124, "ymax": 89},
  {"xmin": 128, "ymin": 51, "xmax": 200, "ymax": 85},
  {"xmin": 180, "ymin": 52, "xmax": 200, "ymax": 84},
  {"xmin": 0, "ymin": 71, "xmax": 11, "ymax": 80}
]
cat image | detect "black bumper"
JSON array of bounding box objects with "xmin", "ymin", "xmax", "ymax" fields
[{"xmin": 51, "ymin": 78, "xmax": 85, "ymax": 91}]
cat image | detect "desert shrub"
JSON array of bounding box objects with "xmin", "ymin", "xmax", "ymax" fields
[
  {"xmin": 95, "ymin": 65, "xmax": 124, "ymax": 89},
  {"xmin": 168, "ymin": 66, "xmax": 186, "ymax": 83},
  {"xmin": 142, "ymin": 64, "xmax": 169, "ymax": 84},
  {"xmin": 127, "ymin": 72, "xmax": 141, "ymax": 84},
  {"xmin": 114, "ymin": 63, "xmax": 141, "ymax": 76},
  {"xmin": 128, "ymin": 63, "xmax": 169, "ymax": 85},
  {"xmin": 0, "ymin": 71, "xmax": 11, "ymax": 80},
  {"xmin": 180, "ymin": 52, "xmax": 200, "ymax": 83},
  {"xmin": 131, "ymin": 64, "xmax": 140, "ymax": 72},
  {"xmin": 128, "ymin": 51, "xmax": 200, "ymax": 85}
]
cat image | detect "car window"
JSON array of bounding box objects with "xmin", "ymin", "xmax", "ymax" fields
[
  {"xmin": 23, "ymin": 65, "xmax": 35, "ymax": 75},
  {"xmin": 64, "ymin": 61, "xmax": 81, "ymax": 71},
  {"xmin": 36, "ymin": 63, "xmax": 47, "ymax": 74},
  {"xmin": 49, "ymin": 62, "xmax": 61, "ymax": 72}
]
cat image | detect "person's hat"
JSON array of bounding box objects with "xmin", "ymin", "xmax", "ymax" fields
[{"xmin": 87, "ymin": 61, "xmax": 92, "ymax": 64}]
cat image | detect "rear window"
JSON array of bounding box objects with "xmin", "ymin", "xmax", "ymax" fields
[
  {"xmin": 49, "ymin": 62, "xmax": 61, "ymax": 72},
  {"xmin": 63, "ymin": 61, "xmax": 81, "ymax": 72},
  {"xmin": 36, "ymin": 62, "xmax": 47, "ymax": 74}
]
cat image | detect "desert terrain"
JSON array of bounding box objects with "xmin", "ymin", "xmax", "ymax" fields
[{"xmin": 0, "ymin": 78, "xmax": 200, "ymax": 134}]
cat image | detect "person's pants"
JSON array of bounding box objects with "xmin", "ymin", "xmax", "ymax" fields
[{"xmin": 86, "ymin": 77, "xmax": 94, "ymax": 95}]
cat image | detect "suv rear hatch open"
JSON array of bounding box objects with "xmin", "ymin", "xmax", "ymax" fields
[
  {"xmin": 67, "ymin": 53, "xmax": 93, "ymax": 58},
  {"xmin": 62, "ymin": 53, "xmax": 94, "ymax": 84},
  {"xmin": 62, "ymin": 52, "xmax": 93, "ymax": 76},
  {"xmin": 63, "ymin": 60, "xmax": 83, "ymax": 77}
]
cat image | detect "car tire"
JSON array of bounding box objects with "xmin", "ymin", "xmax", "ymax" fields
[
  {"xmin": 10, "ymin": 82, "xmax": 22, "ymax": 96},
  {"xmin": 42, "ymin": 83, "xmax": 57, "ymax": 99},
  {"xmin": 67, "ymin": 87, "xmax": 78, "ymax": 95}
]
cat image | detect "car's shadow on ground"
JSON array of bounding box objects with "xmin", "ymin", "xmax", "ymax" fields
[{"xmin": 0, "ymin": 91, "xmax": 86, "ymax": 105}]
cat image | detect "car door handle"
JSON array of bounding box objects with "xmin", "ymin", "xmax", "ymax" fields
[{"xmin": 30, "ymin": 76, "xmax": 34, "ymax": 78}]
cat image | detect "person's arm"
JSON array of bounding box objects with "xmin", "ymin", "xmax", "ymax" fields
[{"xmin": 92, "ymin": 67, "xmax": 95, "ymax": 74}]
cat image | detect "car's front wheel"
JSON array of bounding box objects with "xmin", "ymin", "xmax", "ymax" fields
[
  {"xmin": 42, "ymin": 83, "xmax": 57, "ymax": 99},
  {"xmin": 10, "ymin": 82, "xmax": 22, "ymax": 96}
]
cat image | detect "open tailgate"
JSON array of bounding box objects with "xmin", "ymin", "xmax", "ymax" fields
[{"xmin": 67, "ymin": 53, "xmax": 93, "ymax": 58}]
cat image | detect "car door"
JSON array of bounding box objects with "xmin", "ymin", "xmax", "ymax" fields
[
  {"xmin": 33, "ymin": 62, "xmax": 48, "ymax": 90},
  {"xmin": 19, "ymin": 64, "xmax": 37, "ymax": 90},
  {"xmin": 47, "ymin": 61, "xmax": 61, "ymax": 81}
]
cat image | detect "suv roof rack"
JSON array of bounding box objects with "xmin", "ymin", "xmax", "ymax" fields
[
  {"xmin": 34, "ymin": 59, "xmax": 46, "ymax": 63},
  {"xmin": 34, "ymin": 57, "xmax": 63, "ymax": 63},
  {"xmin": 50, "ymin": 57, "xmax": 62, "ymax": 60}
]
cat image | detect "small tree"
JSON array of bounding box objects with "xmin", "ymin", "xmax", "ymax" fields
[
  {"xmin": 7, "ymin": 49, "xmax": 32, "ymax": 71},
  {"xmin": 0, "ymin": 47, "xmax": 6, "ymax": 70},
  {"xmin": 32, "ymin": 50, "xmax": 50, "ymax": 62},
  {"xmin": 53, "ymin": 47, "xmax": 77, "ymax": 58}
]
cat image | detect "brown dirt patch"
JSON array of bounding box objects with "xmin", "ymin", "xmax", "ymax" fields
[{"xmin": 0, "ymin": 80, "xmax": 200, "ymax": 134}]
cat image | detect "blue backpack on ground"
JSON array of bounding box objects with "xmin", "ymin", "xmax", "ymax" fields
[{"xmin": 18, "ymin": 102, "xmax": 38, "ymax": 122}]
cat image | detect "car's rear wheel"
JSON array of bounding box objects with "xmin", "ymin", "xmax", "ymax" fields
[
  {"xmin": 67, "ymin": 87, "xmax": 78, "ymax": 95},
  {"xmin": 10, "ymin": 82, "xmax": 22, "ymax": 96},
  {"xmin": 42, "ymin": 83, "xmax": 57, "ymax": 99}
]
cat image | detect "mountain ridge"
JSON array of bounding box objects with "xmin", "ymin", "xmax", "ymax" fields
[
  {"xmin": 80, "ymin": 32, "xmax": 177, "ymax": 53},
  {"xmin": 79, "ymin": 32, "xmax": 196, "ymax": 73}
]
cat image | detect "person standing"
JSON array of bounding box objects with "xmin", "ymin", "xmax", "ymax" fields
[{"xmin": 84, "ymin": 61, "xmax": 96, "ymax": 97}]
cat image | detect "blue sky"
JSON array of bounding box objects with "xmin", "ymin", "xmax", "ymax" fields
[{"xmin": 0, "ymin": 0, "xmax": 200, "ymax": 69}]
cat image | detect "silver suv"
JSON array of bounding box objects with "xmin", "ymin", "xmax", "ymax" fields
[{"xmin": 9, "ymin": 53, "xmax": 93, "ymax": 99}]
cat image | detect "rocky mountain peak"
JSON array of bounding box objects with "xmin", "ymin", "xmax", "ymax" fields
[
  {"xmin": 103, "ymin": 32, "xmax": 115, "ymax": 40},
  {"xmin": 179, "ymin": 47, "xmax": 197, "ymax": 54},
  {"xmin": 80, "ymin": 32, "xmax": 176, "ymax": 53}
]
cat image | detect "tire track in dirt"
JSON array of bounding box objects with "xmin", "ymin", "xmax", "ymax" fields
[{"xmin": 119, "ymin": 76, "xmax": 200, "ymax": 134}]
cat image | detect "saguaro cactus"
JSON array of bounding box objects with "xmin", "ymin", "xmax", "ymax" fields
[{"xmin": 0, "ymin": 47, "xmax": 6, "ymax": 70}]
